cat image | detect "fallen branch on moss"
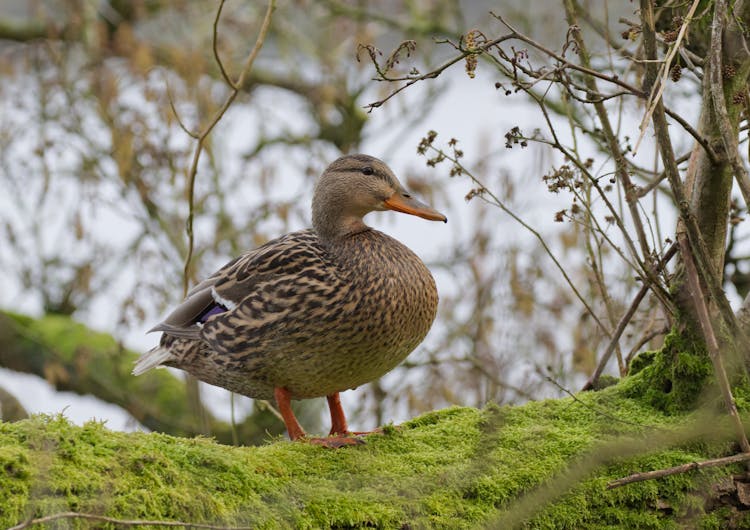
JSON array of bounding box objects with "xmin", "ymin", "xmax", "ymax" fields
[
  {"xmin": 8, "ymin": 512, "xmax": 253, "ymax": 530},
  {"xmin": 607, "ymin": 452, "xmax": 750, "ymax": 490}
]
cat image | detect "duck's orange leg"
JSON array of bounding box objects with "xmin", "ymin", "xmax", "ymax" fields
[
  {"xmin": 327, "ymin": 392, "xmax": 382, "ymax": 437},
  {"xmin": 306, "ymin": 392, "xmax": 363, "ymax": 447},
  {"xmin": 274, "ymin": 388, "xmax": 363, "ymax": 447},
  {"xmin": 274, "ymin": 387, "xmax": 306, "ymax": 441},
  {"xmin": 327, "ymin": 392, "xmax": 349, "ymax": 436}
]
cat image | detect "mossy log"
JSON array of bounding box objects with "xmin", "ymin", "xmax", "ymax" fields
[
  {"xmin": 0, "ymin": 311, "xmax": 296, "ymax": 444},
  {"xmin": 2, "ymin": 312, "xmax": 750, "ymax": 527},
  {"xmin": 3, "ymin": 385, "xmax": 750, "ymax": 528}
]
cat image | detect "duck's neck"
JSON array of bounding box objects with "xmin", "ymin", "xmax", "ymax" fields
[{"xmin": 313, "ymin": 209, "xmax": 370, "ymax": 242}]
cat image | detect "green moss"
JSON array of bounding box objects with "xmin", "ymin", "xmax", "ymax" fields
[
  {"xmin": 1, "ymin": 385, "xmax": 746, "ymax": 528},
  {"xmin": 622, "ymin": 330, "xmax": 713, "ymax": 414}
]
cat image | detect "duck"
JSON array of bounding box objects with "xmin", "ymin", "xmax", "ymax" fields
[{"xmin": 133, "ymin": 154, "xmax": 446, "ymax": 447}]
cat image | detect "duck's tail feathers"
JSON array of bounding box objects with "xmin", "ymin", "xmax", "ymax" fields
[{"xmin": 132, "ymin": 345, "xmax": 174, "ymax": 376}]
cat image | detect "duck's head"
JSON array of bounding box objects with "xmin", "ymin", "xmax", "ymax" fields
[{"xmin": 312, "ymin": 154, "xmax": 447, "ymax": 240}]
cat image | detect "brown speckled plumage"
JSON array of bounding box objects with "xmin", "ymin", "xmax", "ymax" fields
[{"xmin": 133, "ymin": 154, "xmax": 446, "ymax": 444}]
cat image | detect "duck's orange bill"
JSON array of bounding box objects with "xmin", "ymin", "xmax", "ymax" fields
[{"xmin": 384, "ymin": 192, "xmax": 447, "ymax": 223}]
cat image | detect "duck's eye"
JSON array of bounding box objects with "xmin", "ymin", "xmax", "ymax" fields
[{"xmin": 362, "ymin": 166, "xmax": 374, "ymax": 176}]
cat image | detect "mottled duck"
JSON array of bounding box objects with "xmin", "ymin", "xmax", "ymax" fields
[{"xmin": 133, "ymin": 154, "xmax": 446, "ymax": 447}]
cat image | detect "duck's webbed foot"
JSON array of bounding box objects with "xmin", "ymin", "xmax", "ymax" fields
[
  {"xmin": 317, "ymin": 392, "xmax": 382, "ymax": 447},
  {"xmin": 308, "ymin": 435, "xmax": 366, "ymax": 448}
]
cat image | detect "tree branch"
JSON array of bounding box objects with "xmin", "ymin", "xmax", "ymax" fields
[
  {"xmin": 9, "ymin": 512, "xmax": 253, "ymax": 530},
  {"xmin": 423, "ymin": 144, "xmax": 612, "ymax": 338},
  {"xmin": 633, "ymin": 0, "xmax": 701, "ymax": 154},
  {"xmin": 563, "ymin": 0, "xmax": 654, "ymax": 287},
  {"xmin": 607, "ymin": 452, "xmax": 750, "ymax": 489}
]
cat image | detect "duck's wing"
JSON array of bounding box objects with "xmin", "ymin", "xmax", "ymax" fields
[{"xmin": 149, "ymin": 230, "xmax": 330, "ymax": 340}]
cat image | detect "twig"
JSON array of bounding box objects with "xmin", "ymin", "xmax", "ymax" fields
[
  {"xmin": 257, "ymin": 399, "xmax": 284, "ymax": 422},
  {"xmin": 8, "ymin": 512, "xmax": 253, "ymax": 530},
  {"xmin": 679, "ymin": 232, "xmax": 750, "ymax": 454},
  {"xmin": 182, "ymin": 0, "xmax": 276, "ymax": 297},
  {"xmin": 363, "ymin": 11, "xmax": 646, "ymax": 112},
  {"xmin": 363, "ymin": 35, "xmax": 513, "ymax": 111},
  {"xmin": 495, "ymin": 11, "xmax": 715, "ymax": 161},
  {"xmin": 531, "ymin": 90, "xmax": 673, "ymax": 313},
  {"xmin": 633, "ymin": 152, "xmax": 692, "ymax": 198},
  {"xmin": 582, "ymin": 243, "xmax": 678, "ymax": 391},
  {"xmin": 530, "ymin": 89, "xmax": 645, "ymax": 279},
  {"xmin": 491, "ymin": 13, "xmax": 645, "ymax": 95},
  {"xmin": 166, "ymin": 82, "xmax": 199, "ymax": 139},
  {"xmin": 467, "ymin": 356, "xmax": 538, "ymax": 401},
  {"xmin": 491, "ymin": 410, "xmax": 735, "ymax": 527},
  {"xmin": 212, "ymin": 0, "xmax": 236, "ymax": 90},
  {"xmin": 607, "ymin": 452, "xmax": 750, "ymax": 489},
  {"xmin": 662, "ymin": 107, "xmax": 719, "ymax": 164},
  {"xmin": 364, "ymin": 10, "xmax": 716, "ymax": 162}
]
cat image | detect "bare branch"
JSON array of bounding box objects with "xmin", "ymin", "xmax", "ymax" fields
[
  {"xmin": 662, "ymin": 107, "xmax": 719, "ymax": 163},
  {"xmin": 563, "ymin": 1, "xmax": 655, "ymax": 289},
  {"xmin": 363, "ymin": 38, "xmax": 506, "ymax": 111},
  {"xmin": 625, "ymin": 326, "xmax": 671, "ymax": 368},
  {"xmin": 166, "ymin": 81, "xmax": 199, "ymax": 139},
  {"xmin": 641, "ymin": 0, "xmax": 745, "ymax": 350},
  {"xmin": 8, "ymin": 512, "xmax": 253, "ymax": 530},
  {"xmin": 545, "ymin": 376, "xmax": 646, "ymax": 427},
  {"xmin": 607, "ymin": 452, "xmax": 750, "ymax": 489},
  {"xmin": 491, "ymin": 14, "xmax": 645, "ymax": 95},
  {"xmin": 212, "ymin": 0, "xmax": 237, "ymax": 90}
]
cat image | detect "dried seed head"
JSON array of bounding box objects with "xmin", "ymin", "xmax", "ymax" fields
[
  {"xmin": 465, "ymin": 54, "xmax": 478, "ymax": 79},
  {"xmin": 670, "ymin": 64, "xmax": 682, "ymax": 82},
  {"xmin": 463, "ymin": 29, "xmax": 481, "ymax": 79},
  {"xmin": 663, "ymin": 30, "xmax": 678, "ymax": 43}
]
